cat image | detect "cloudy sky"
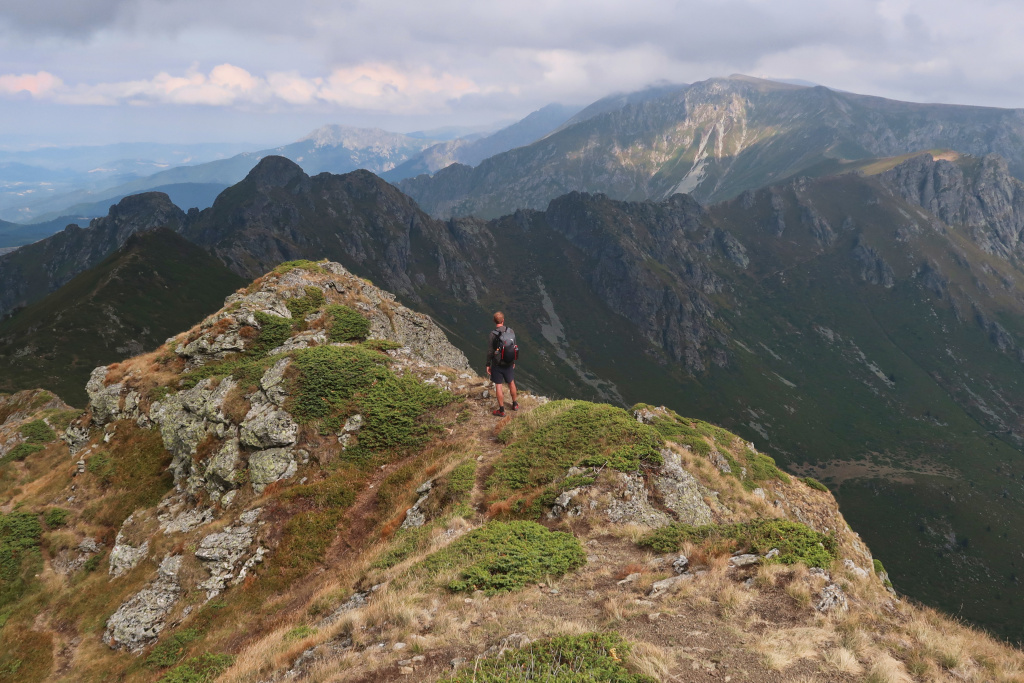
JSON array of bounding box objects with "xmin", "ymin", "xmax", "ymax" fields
[{"xmin": 1, "ymin": 0, "xmax": 1021, "ymax": 146}]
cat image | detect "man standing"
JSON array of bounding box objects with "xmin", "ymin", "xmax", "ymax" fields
[{"xmin": 486, "ymin": 311, "xmax": 518, "ymax": 417}]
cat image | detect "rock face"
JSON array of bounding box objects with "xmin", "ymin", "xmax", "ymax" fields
[
  {"xmin": 653, "ymin": 449, "xmax": 715, "ymax": 526},
  {"xmin": 880, "ymin": 153, "xmax": 1024, "ymax": 261},
  {"xmin": 104, "ymin": 555, "xmax": 183, "ymax": 651},
  {"xmin": 195, "ymin": 508, "xmax": 264, "ymax": 599},
  {"xmin": 248, "ymin": 448, "xmax": 297, "ymax": 493}
]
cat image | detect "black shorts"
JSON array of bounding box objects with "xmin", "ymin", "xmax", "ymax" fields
[{"xmin": 490, "ymin": 364, "xmax": 515, "ymax": 384}]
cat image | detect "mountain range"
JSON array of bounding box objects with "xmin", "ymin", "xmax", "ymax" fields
[
  {"xmin": 398, "ymin": 75, "xmax": 1024, "ymax": 219},
  {"xmin": 4, "ymin": 144, "xmax": 1024, "ymax": 638}
]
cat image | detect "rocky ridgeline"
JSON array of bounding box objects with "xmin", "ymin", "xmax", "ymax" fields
[{"xmin": 62, "ymin": 261, "xmax": 475, "ymax": 653}]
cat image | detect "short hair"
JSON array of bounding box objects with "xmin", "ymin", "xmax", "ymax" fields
[{"xmin": 493, "ymin": 311, "xmax": 505, "ymax": 325}]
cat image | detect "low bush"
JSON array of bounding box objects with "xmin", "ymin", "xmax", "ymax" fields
[
  {"xmin": 146, "ymin": 628, "xmax": 203, "ymax": 668},
  {"xmin": 326, "ymin": 304, "xmax": 371, "ymax": 343},
  {"xmin": 1, "ymin": 443, "xmax": 44, "ymax": 464},
  {"xmin": 441, "ymin": 632, "xmax": 655, "ymax": 683},
  {"xmin": 417, "ymin": 521, "xmax": 586, "ymax": 594},
  {"xmin": 446, "ymin": 460, "xmax": 476, "ymax": 499},
  {"xmin": 158, "ymin": 653, "xmax": 234, "ymax": 683},
  {"xmin": 489, "ymin": 401, "xmax": 663, "ymax": 496},
  {"xmin": 286, "ymin": 286, "xmax": 326, "ymax": 320},
  {"xmin": 43, "ymin": 508, "xmax": 70, "ymax": 529},
  {"xmin": 0, "ymin": 512, "xmax": 43, "ymax": 612},
  {"xmin": 801, "ymin": 476, "xmax": 830, "ymax": 492},
  {"xmin": 19, "ymin": 420, "xmax": 56, "ymax": 444},
  {"xmin": 247, "ymin": 312, "xmax": 292, "ymax": 357},
  {"xmin": 638, "ymin": 519, "xmax": 838, "ymax": 568}
]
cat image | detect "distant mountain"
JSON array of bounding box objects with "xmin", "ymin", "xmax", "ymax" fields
[
  {"xmin": 28, "ymin": 182, "xmax": 228, "ymax": 224},
  {"xmin": 0, "ymin": 228, "xmax": 244, "ymax": 405},
  {"xmin": 384, "ymin": 104, "xmax": 582, "ymax": 181},
  {"xmin": 397, "ymin": 75, "xmax": 1024, "ymax": 219},
  {"xmin": 0, "ymin": 215, "xmax": 81, "ymax": 248}
]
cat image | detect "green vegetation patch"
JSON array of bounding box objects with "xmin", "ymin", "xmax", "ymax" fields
[
  {"xmin": 801, "ymin": 476, "xmax": 830, "ymax": 493},
  {"xmin": 417, "ymin": 521, "xmax": 586, "ymax": 594},
  {"xmin": 42, "ymin": 508, "xmax": 70, "ymax": 529},
  {"xmin": 0, "ymin": 512, "xmax": 43, "ymax": 612},
  {"xmin": 248, "ymin": 312, "xmax": 292, "ymax": 357},
  {"xmin": 286, "ymin": 286, "xmax": 326, "ymax": 320},
  {"xmin": 489, "ymin": 401, "xmax": 663, "ymax": 496},
  {"xmin": 326, "ymin": 304, "xmax": 371, "ymax": 343},
  {"xmin": 446, "ymin": 460, "xmax": 476, "ymax": 499},
  {"xmin": 638, "ymin": 519, "xmax": 838, "ymax": 569},
  {"xmin": 179, "ymin": 352, "xmax": 284, "ymax": 391},
  {"xmin": 441, "ymin": 632, "xmax": 655, "ymax": 683},
  {"xmin": 158, "ymin": 653, "xmax": 234, "ymax": 683},
  {"xmin": 19, "ymin": 420, "xmax": 56, "ymax": 444},
  {"xmin": 1, "ymin": 443, "xmax": 43, "ymax": 464},
  {"xmin": 290, "ymin": 344, "xmax": 456, "ymax": 451},
  {"xmin": 40, "ymin": 409, "xmax": 80, "ymax": 433},
  {"xmin": 146, "ymin": 628, "xmax": 202, "ymax": 669},
  {"xmin": 273, "ymin": 260, "xmax": 326, "ymax": 276}
]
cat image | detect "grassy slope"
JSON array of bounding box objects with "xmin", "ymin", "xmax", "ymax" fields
[{"xmin": 0, "ymin": 229, "xmax": 245, "ymax": 405}]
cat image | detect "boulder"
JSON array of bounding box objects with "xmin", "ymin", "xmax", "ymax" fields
[
  {"xmin": 86, "ymin": 367, "xmax": 124, "ymax": 425},
  {"xmin": 654, "ymin": 449, "xmax": 714, "ymax": 525},
  {"xmin": 239, "ymin": 401, "xmax": 298, "ymax": 450},
  {"xmin": 816, "ymin": 583, "xmax": 849, "ymax": 613},
  {"xmin": 260, "ymin": 358, "xmax": 292, "ymax": 407},
  {"xmin": 205, "ymin": 438, "xmax": 243, "ymax": 490},
  {"xmin": 248, "ymin": 448, "xmax": 297, "ymax": 492},
  {"xmin": 103, "ymin": 555, "xmax": 182, "ymax": 651},
  {"xmin": 109, "ymin": 534, "xmax": 149, "ymax": 578}
]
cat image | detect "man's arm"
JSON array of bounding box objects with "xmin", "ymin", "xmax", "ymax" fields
[{"xmin": 485, "ymin": 330, "xmax": 497, "ymax": 370}]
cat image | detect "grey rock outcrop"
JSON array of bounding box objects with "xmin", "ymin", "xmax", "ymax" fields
[
  {"xmin": 816, "ymin": 583, "xmax": 849, "ymax": 613},
  {"xmin": 248, "ymin": 448, "xmax": 297, "ymax": 493},
  {"xmin": 654, "ymin": 448, "xmax": 714, "ymax": 525},
  {"xmin": 606, "ymin": 473, "xmax": 672, "ymax": 527},
  {"xmin": 86, "ymin": 367, "xmax": 125, "ymax": 426},
  {"xmin": 109, "ymin": 524, "xmax": 149, "ymax": 578},
  {"xmin": 104, "ymin": 555, "xmax": 183, "ymax": 651},
  {"xmin": 240, "ymin": 400, "xmax": 298, "ymax": 450},
  {"xmin": 195, "ymin": 508, "xmax": 263, "ymax": 600}
]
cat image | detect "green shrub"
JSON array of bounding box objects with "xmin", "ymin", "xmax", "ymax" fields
[
  {"xmin": 326, "ymin": 304, "xmax": 370, "ymax": 342},
  {"xmin": 146, "ymin": 629, "xmax": 203, "ymax": 668},
  {"xmin": 159, "ymin": 653, "xmax": 234, "ymax": 683},
  {"xmin": 372, "ymin": 525, "xmax": 433, "ymax": 570},
  {"xmin": 1, "ymin": 443, "xmax": 44, "ymax": 464},
  {"xmin": 249, "ymin": 312, "xmax": 293, "ymax": 357},
  {"xmin": 801, "ymin": 476, "xmax": 830, "ymax": 493},
  {"xmin": 744, "ymin": 449, "xmax": 791, "ymax": 485},
  {"xmin": 360, "ymin": 339, "xmax": 401, "ymax": 352},
  {"xmin": 43, "ymin": 508, "xmax": 70, "ymax": 529},
  {"xmin": 179, "ymin": 352, "xmax": 283, "ymax": 391},
  {"xmin": 19, "ymin": 420, "xmax": 56, "ymax": 444},
  {"xmin": 489, "ymin": 401, "xmax": 663, "ymax": 496},
  {"xmin": 289, "ymin": 345, "xmax": 455, "ymax": 451},
  {"xmin": 286, "ymin": 286, "xmax": 326, "ymax": 320},
  {"xmin": 86, "ymin": 452, "xmax": 115, "ymax": 483},
  {"xmin": 417, "ymin": 521, "xmax": 586, "ymax": 594},
  {"xmin": 638, "ymin": 519, "xmax": 838, "ymax": 569},
  {"xmin": 82, "ymin": 554, "xmax": 102, "ymax": 573},
  {"xmin": 441, "ymin": 632, "xmax": 655, "ymax": 683},
  {"xmin": 0, "ymin": 512, "xmax": 43, "ymax": 612},
  {"xmin": 446, "ymin": 460, "xmax": 477, "ymax": 498}
]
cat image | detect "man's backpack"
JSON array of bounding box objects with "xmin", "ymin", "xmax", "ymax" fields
[{"xmin": 495, "ymin": 326, "xmax": 519, "ymax": 366}]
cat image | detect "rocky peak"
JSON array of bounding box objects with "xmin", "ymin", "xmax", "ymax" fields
[
  {"xmin": 103, "ymin": 191, "xmax": 185, "ymax": 229},
  {"xmin": 240, "ymin": 155, "xmax": 308, "ymax": 191}
]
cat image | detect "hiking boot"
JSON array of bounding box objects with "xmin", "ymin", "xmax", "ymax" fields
[
  {"xmin": 511, "ymin": 401, "xmax": 519, "ymax": 411},
  {"xmin": 492, "ymin": 407, "xmax": 506, "ymax": 417}
]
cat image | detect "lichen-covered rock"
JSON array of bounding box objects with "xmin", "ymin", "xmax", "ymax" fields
[
  {"xmin": 239, "ymin": 400, "xmax": 298, "ymax": 450},
  {"xmin": 109, "ymin": 532, "xmax": 149, "ymax": 578},
  {"xmin": 205, "ymin": 438, "xmax": 243, "ymax": 490},
  {"xmin": 150, "ymin": 377, "xmax": 238, "ymax": 486},
  {"xmin": 654, "ymin": 449, "xmax": 715, "ymax": 525},
  {"xmin": 268, "ymin": 329, "xmax": 327, "ymax": 355},
  {"xmin": 103, "ymin": 555, "xmax": 182, "ymax": 651},
  {"xmin": 606, "ymin": 473, "xmax": 672, "ymax": 527},
  {"xmin": 816, "ymin": 583, "xmax": 849, "ymax": 613},
  {"xmin": 160, "ymin": 507, "xmax": 214, "ymax": 535},
  {"xmin": 260, "ymin": 358, "xmax": 292, "ymax": 407},
  {"xmin": 248, "ymin": 447, "xmax": 297, "ymax": 492},
  {"xmin": 86, "ymin": 367, "xmax": 124, "ymax": 425},
  {"xmin": 195, "ymin": 508, "xmax": 262, "ymax": 599}
]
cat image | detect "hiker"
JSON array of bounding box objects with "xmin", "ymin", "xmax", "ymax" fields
[{"xmin": 486, "ymin": 311, "xmax": 518, "ymax": 417}]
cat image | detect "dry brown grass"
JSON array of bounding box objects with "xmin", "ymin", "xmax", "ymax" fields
[
  {"xmin": 755, "ymin": 626, "xmax": 831, "ymax": 671},
  {"xmin": 823, "ymin": 646, "xmax": 864, "ymax": 676}
]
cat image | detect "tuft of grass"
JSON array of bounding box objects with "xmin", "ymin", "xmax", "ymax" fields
[
  {"xmin": 284, "ymin": 625, "xmax": 316, "ymax": 641},
  {"xmin": 638, "ymin": 519, "xmax": 838, "ymax": 568},
  {"xmin": 146, "ymin": 628, "xmax": 203, "ymax": 669},
  {"xmin": 489, "ymin": 401, "xmax": 663, "ymax": 496},
  {"xmin": 440, "ymin": 632, "xmax": 655, "ymax": 682},
  {"xmin": 158, "ymin": 653, "xmax": 234, "ymax": 683},
  {"xmin": 326, "ymin": 304, "xmax": 371, "ymax": 343},
  {"xmin": 416, "ymin": 520, "xmax": 586, "ymax": 594},
  {"xmin": 801, "ymin": 476, "xmax": 830, "ymax": 492}
]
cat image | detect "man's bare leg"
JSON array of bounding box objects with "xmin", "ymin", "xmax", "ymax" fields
[
  {"xmin": 494, "ymin": 382, "xmax": 505, "ymax": 411},
  {"xmin": 508, "ymin": 381, "xmax": 517, "ymax": 405}
]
